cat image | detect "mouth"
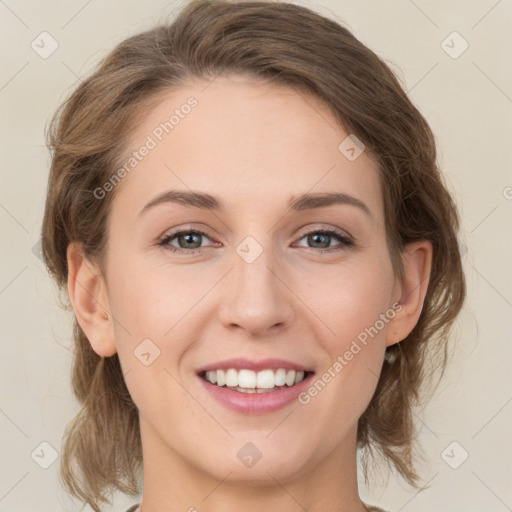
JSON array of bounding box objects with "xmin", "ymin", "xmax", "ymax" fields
[
  {"xmin": 198, "ymin": 368, "xmax": 315, "ymax": 393},
  {"xmin": 195, "ymin": 358, "xmax": 315, "ymax": 413}
]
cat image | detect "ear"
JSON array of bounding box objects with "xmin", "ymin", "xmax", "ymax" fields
[
  {"xmin": 385, "ymin": 239, "xmax": 433, "ymax": 347},
  {"xmin": 66, "ymin": 241, "xmax": 117, "ymax": 357}
]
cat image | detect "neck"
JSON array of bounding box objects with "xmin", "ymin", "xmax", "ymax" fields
[{"xmin": 137, "ymin": 419, "xmax": 368, "ymax": 512}]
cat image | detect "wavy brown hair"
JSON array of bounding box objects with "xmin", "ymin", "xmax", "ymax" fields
[{"xmin": 41, "ymin": 0, "xmax": 466, "ymax": 510}]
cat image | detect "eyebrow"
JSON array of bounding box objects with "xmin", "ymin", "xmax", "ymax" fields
[{"xmin": 138, "ymin": 190, "xmax": 372, "ymax": 218}]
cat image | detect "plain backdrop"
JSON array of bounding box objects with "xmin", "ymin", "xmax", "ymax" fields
[{"xmin": 0, "ymin": 1, "xmax": 511, "ymax": 511}]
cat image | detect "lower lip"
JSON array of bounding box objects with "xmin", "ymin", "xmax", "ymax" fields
[{"xmin": 197, "ymin": 373, "xmax": 315, "ymax": 414}]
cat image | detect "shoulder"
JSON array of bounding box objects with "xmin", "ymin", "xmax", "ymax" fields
[
  {"xmin": 125, "ymin": 503, "xmax": 387, "ymax": 512},
  {"xmin": 126, "ymin": 504, "xmax": 388, "ymax": 512},
  {"xmin": 365, "ymin": 505, "xmax": 391, "ymax": 512}
]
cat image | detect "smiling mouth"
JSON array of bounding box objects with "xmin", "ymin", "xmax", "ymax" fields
[{"xmin": 198, "ymin": 368, "xmax": 314, "ymax": 393}]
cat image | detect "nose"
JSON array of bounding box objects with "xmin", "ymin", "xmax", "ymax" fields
[{"xmin": 218, "ymin": 242, "xmax": 295, "ymax": 337}]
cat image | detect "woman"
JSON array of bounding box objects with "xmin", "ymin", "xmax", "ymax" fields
[{"xmin": 41, "ymin": 1, "xmax": 466, "ymax": 511}]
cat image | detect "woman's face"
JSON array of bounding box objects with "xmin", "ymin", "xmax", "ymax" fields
[{"xmin": 86, "ymin": 75, "xmax": 409, "ymax": 485}]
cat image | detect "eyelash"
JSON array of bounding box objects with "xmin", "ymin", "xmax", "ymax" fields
[{"xmin": 158, "ymin": 227, "xmax": 354, "ymax": 254}]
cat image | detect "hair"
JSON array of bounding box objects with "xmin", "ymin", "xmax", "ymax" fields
[{"xmin": 41, "ymin": 0, "xmax": 466, "ymax": 510}]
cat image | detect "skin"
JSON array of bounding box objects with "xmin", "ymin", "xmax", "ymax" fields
[{"xmin": 67, "ymin": 74, "xmax": 432, "ymax": 512}]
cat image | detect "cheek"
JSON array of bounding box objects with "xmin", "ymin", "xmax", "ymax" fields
[
  {"xmin": 107, "ymin": 257, "xmax": 215, "ymax": 376},
  {"xmin": 305, "ymin": 260, "xmax": 393, "ymax": 401},
  {"xmin": 108, "ymin": 254, "xmax": 202, "ymax": 329},
  {"xmin": 298, "ymin": 256, "xmax": 394, "ymax": 420},
  {"xmin": 109, "ymin": 244, "xmax": 395, "ymax": 357},
  {"xmin": 312, "ymin": 256, "xmax": 395, "ymax": 350}
]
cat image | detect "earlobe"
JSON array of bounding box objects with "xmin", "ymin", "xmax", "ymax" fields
[
  {"xmin": 66, "ymin": 242, "xmax": 117, "ymax": 357},
  {"xmin": 385, "ymin": 239, "xmax": 433, "ymax": 347}
]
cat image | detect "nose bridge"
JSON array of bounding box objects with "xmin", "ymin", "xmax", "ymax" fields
[{"xmin": 221, "ymin": 235, "xmax": 294, "ymax": 334}]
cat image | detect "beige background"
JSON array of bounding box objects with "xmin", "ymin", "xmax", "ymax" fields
[{"xmin": 1, "ymin": 1, "xmax": 511, "ymax": 511}]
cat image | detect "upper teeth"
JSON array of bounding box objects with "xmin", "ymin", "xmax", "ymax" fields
[{"xmin": 204, "ymin": 368, "xmax": 306, "ymax": 389}]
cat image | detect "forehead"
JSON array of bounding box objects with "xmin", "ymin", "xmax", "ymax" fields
[{"xmin": 111, "ymin": 75, "xmax": 383, "ymax": 221}]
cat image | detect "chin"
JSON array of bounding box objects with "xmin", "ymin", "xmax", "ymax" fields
[{"xmin": 197, "ymin": 436, "xmax": 315, "ymax": 485}]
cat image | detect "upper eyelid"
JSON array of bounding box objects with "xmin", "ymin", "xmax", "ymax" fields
[
  {"xmin": 161, "ymin": 226, "xmax": 353, "ymax": 247},
  {"xmin": 161, "ymin": 225, "xmax": 351, "ymax": 238}
]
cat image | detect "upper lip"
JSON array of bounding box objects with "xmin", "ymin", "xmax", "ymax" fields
[{"xmin": 196, "ymin": 358, "xmax": 314, "ymax": 374}]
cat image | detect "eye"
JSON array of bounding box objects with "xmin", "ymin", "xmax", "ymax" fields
[
  {"xmin": 158, "ymin": 227, "xmax": 354, "ymax": 255},
  {"xmin": 159, "ymin": 229, "xmax": 213, "ymax": 253},
  {"xmin": 294, "ymin": 228, "xmax": 354, "ymax": 252}
]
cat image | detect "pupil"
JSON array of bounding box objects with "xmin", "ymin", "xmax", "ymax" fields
[
  {"xmin": 310, "ymin": 233, "xmax": 329, "ymax": 248},
  {"xmin": 181, "ymin": 233, "xmax": 200, "ymax": 248}
]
